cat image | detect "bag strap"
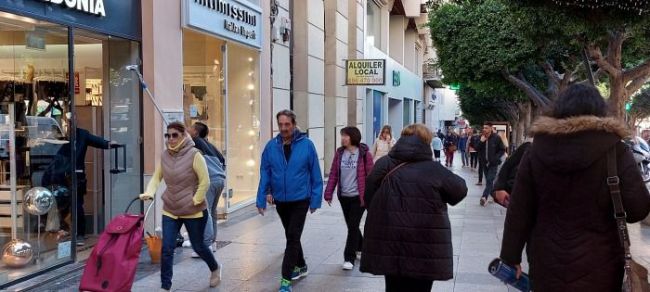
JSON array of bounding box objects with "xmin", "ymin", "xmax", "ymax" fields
[
  {"xmin": 382, "ymin": 162, "xmax": 408, "ymax": 183},
  {"xmin": 606, "ymin": 147, "xmax": 634, "ymax": 281}
]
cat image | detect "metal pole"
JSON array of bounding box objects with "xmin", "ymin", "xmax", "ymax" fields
[
  {"xmin": 127, "ymin": 67, "xmax": 171, "ymax": 125},
  {"xmin": 9, "ymin": 104, "xmax": 16, "ymax": 241}
]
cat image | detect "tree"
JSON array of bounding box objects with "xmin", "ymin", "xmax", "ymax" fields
[
  {"xmin": 510, "ymin": 0, "xmax": 650, "ymax": 119},
  {"xmin": 629, "ymin": 87, "xmax": 650, "ymax": 127}
]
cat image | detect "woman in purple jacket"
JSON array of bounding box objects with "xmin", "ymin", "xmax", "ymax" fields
[{"xmin": 324, "ymin": 127, "xmax": 374, "ymax": 271}]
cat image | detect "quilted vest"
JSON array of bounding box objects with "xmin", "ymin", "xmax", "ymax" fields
[{"xmin": 161, "ymin": 139, "xmax": 207, "ymax": 216}]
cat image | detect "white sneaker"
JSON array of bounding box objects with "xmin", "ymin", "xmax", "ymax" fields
[{"xmin": 342, "ymin": 261, "xmax": 354, "ymax": 270}]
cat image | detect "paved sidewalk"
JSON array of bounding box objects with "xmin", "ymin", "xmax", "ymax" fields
[{"xmin": 36, "ymin": 155, "xmax": 650, "ymax": 292}]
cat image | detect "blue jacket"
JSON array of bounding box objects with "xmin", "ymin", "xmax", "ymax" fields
[{"xmin": 257, "ymin": 130, "xmax": 323, "ymax": 210}]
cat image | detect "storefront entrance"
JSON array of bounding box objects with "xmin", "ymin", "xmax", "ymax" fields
[{"xmin": 0, "ymin": 10, "xmax": 141, "ymax": 287}]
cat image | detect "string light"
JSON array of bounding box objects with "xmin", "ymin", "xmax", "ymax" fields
[{"xmin": 546, "ymin": 0, "xmax": 650, "ymax": 13}]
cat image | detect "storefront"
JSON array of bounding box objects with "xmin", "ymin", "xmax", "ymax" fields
[
  {"xmin": 181, "ymin": 0, "xmax": 262, "ymax": 212},
  {"xmin": 0, "ymin": 1, "xmax": 142, "ymax": 287}
]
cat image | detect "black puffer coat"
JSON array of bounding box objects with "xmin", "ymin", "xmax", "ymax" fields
[
  {"xmin": 360, "ymin": 135, "xmax": 468, "ymax": 280},
  {"xmin": 500, "ymin": 116, "xmax": 650, "ymax": 292}
]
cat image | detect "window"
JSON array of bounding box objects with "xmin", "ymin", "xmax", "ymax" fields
[{"xmin": 367, "ymin": 1, "xmax": 382, "ymax": 50}]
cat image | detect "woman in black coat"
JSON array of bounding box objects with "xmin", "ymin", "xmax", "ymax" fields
[
  {"xmin": 361, "ymin": 124, "xmax": 468, "ymax": 292},
  {"xmin": 500, "ymin": 84, "xmax": 650, "ymax": 291}
]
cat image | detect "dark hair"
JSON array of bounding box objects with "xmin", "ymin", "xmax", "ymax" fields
[
  {"xmin": 552, "ymin": 84, "xmax": 608, "ymax": 119},
  {"xmin": 167, "ymin": 121, "xmax": 186, "ymax": 133},
  {"xmin": 340, "ymin": 126, "xmax": 362, "ymax": 147},
  {"xmin": 276, "ymin": 109, "xmax": 297, "ymax": 125},
  {"xmin": 193, "ymin": 122, "xmax": 209, "ymax": 138},
  {"xmin": 484, "ymin": 122, "xmax": 493, "ymax": 127}
]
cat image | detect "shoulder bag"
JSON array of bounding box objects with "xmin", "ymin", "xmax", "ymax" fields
[{"xmin": 606, "ymin": 148, "xmax": 650, "ymax": 292}]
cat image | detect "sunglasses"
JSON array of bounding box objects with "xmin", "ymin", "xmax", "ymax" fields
[{"xmin": 164, "ymin": 132, "xmax": 181, "ymax": 139}]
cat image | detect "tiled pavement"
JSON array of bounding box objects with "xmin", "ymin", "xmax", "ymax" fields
[{"xmin": 33, "ymin": 154, "xmax": 650, "ymax": 292}]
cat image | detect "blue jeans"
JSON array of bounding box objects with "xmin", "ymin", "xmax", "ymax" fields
[
  {"xmin": 203, "ymin": 182, "xmax": 224, "ymax": 247},
  {"xmin": 161, "ymin": 211, "xmax": 218, "ymax": 290},
  {"xmin": 483, "ymin": 165, "xmax": 498, "ymax": 199}
]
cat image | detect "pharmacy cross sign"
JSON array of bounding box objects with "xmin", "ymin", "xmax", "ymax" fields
[{"xmin": 38, "ymin": 0, "xmax": 107, "ymax": 17}]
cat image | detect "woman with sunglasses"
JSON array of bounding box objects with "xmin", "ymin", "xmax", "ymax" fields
[{"xmin": 140, "ymin": 122, "xmax": 221, "ymax": 291}]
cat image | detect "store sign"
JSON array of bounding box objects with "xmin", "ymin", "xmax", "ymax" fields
[
  {"xmin": 38, "ymin": 0, "xmax": 106, "ymax": 17},
  {"xmin": 345, "ymin": 59, "xmax": 386, "ymax": 85},
  {"xmin": 183, "ymin": 0, "xmax": 262, "ymax": 49}
]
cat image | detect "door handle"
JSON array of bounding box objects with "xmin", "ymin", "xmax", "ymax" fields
[{"xmin": 110, "ymin": 144, "xmax": 126, "ymax": 174}]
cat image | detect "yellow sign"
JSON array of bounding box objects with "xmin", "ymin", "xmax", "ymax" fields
[{"xmin": 346, "ymin": 59, "xmax": 386, "ymax": 85}]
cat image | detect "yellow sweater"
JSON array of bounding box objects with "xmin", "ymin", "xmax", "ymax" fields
[{"xmin": 143, "ymin": 152, "xmax": 209, "ymax": 219}]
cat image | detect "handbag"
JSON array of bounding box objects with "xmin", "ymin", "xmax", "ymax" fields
[{"xmin": 606, "ymin": 148, "xmax": 650, "ymax": 292}]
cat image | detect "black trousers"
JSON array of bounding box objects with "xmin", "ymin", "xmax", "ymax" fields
[
  {"xmin": 470, "ymin": 152, "xmax": 478, "ymax": 168},
  {"xmin": 76, "ymin": 174, "xmax": 87, "ymax": 237},
  {"xmin": 276, "ymin": 199, "xmax": 309, "ymax": 280},
  {"xmin": 385, "ymin": 275, "xmax": 433, "ymax": 292},
  {"xmin": 339, "ymin": 195, "xmax": 364, "ymax": 263},
  {"xmin": 478, "ymin": 161, "xmax": 485, "ymax": 183}
]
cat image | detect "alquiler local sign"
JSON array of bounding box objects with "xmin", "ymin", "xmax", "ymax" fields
[{"xmin": 346, "ymin": 59, "xmax": 386, "ymax": 85}]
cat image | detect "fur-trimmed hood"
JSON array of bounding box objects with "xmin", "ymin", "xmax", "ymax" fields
[
  {"xmin": 528, "ymin": 115, "xmax": 629, "ymax": 173},
  {"xmin": 530, "ymin": 116, "xmax": 631, "ymax": 138}
]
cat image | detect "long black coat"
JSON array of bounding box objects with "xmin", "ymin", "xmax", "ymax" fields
[
  {"xmin": 360, "ymin": 135, "xmax": 468, "ymax": 280},
  {"xmin": 500, "ymin": 116, "xmax": 650, "ymax": 292}
]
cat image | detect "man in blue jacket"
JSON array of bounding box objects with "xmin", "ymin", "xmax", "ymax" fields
[{"xmin": 257, "ymin": 110, "xmax": 323, "ymax": 292}]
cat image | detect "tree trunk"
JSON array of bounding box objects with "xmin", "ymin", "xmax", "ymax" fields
[{"xmin": 609, "ymin": 73, "xmax": 626, "ymax": 119}]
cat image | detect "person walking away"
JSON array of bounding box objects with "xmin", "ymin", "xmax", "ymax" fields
[
  {"xmin": 372, "ymin": 125, "xmax": 396, "ymax": 162},
  {"xmin": 492, "ymin": 138, "xmax": 532, "ymax": 207},
  {"xmin": 499, "ymin": 84, "xmax": 650, "ymax": 291},
  {"xmin": 256, "ymin": 110, "xmax": 323, "ymax": 292},
  {"xmin": 477, "ymin": 123, "xmax": 505, "ymax": 206},
  {"xmin": 432, "ymin": 134, "xmax": 443, "ymax": 163},
  {"xmin": 324, "ymin": 127, "xmax": 374, "ymax": 271},
  {"xmin": 468, "ymin": 129, "xmax": 480, "ymax": 170},
  {"xmin": 361, "ymin": 124, "xmax": 467, "ymax": 292},
  {"xmin": 443, "ymin": 129, "xmax": 458, "ymax": 167},
  {"xmin": 458, "ymin": 132, "xmax": 469, "ymax": 167},
  {"xmin": 188, "ymin": 122, "xmax": 225, "ymax": 257},
  {"xmin": 139, "ymin": 122, "xmax": 221, "ymax": 291}
]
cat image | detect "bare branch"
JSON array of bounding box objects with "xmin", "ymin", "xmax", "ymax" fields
[
  {"xmin": 624, "ymin": 58, "xmax": 650, "ymax": 83},
  {"xmin": 502, "ymin": 70, "xmax": 552, "ymax": 109},
  {"xmin": 626, "ymin": 76, "xmax": 650, "ymax": 97},
  {"xmin": 606, "ymin": 30, "xmax": 625, "ymax": 70},
  {"xmin": 540, "ymin": 61, "xmax": 561, "ymax": 86},
  {"xmin": 586, "ymin": 44, "xmax": 619, "ymax": 76}
]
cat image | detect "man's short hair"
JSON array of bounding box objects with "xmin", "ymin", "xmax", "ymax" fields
[
  {"xmin": 193, "ymin": 122, "xmax": 209, "ymax": 138},
  {"xmin": 484, "ymin": 122, "xmax": 494, "ymax": 127},
  {"xmin": 276, "ymin": 109, "xmax": 297, "ymax": 125}
]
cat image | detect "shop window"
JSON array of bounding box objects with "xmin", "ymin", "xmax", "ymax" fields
[{"xmin": 0, "ymin": 13, "xmax": 73, "ymax": 285}]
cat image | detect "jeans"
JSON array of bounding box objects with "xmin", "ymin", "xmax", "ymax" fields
[
  {"xmin": 276, "ymin": 199, "xmax": 309, "ymax": 280},
  {"xmin": 470, "ymin": 152, "xmax": 478, "ymax": 168},
  {"xmin": 203, "ymin": 182, "xmax": 224, "ymax": 248},
  {"xmin": 339, "ymin": 195, "xmax": 364, "ymax": 263},
  {"xmin": 483, "ymin": 165, "xmax": 498, "ymax": 199},
  {"xmin": 161, "ymin": 211, "xmax": 218, "ymax": 290},
  {"xmin": 461, "ymin": 150, "xmax": 469, "ymax": 166},
  {"xmin": 433, "ymin": 150, "xmax": 441, "ymax": 161},
  {"xmin": 385, "ymin": 275, "xmax": 433, "ymax": 292}
]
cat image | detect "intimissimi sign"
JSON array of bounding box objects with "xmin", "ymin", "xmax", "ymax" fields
[
  {"xmin": 39, "ymin": 0, "xmax": 106, "ymax": 17},
  {"xmin": 183, "ymin": 0, "xmax": 262, "ymax": 49},
  {"xmin": 194, "ymin": 0, "xmax": 256, "ymax": 26}
]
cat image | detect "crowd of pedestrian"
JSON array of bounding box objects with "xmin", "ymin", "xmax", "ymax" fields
[{"xmin": 135, "ymin": 83, "xmax": 650, "ymax": 292}]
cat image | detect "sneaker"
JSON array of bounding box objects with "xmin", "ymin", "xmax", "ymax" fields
[
  {"xmin": 76, "ymin": 236, "xmax": 85, "ymax": 246},
  {"xmin": 290, "ymin": 265, "xmax": 309, "ymax": 280},
  {"xmin": 480, "ymin": 197, "xmax": 487, "ymax": 206},
  {"xmin": 279, "ymin": 278, "xmax": 292, "ymax": 292},
  {"xmin": 342, "ymin": 261, "xmax": 354, "ymax": 270},
  {"xmin": 210, "ymin": 263, "xmax": 222, "ymax": 287}
]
